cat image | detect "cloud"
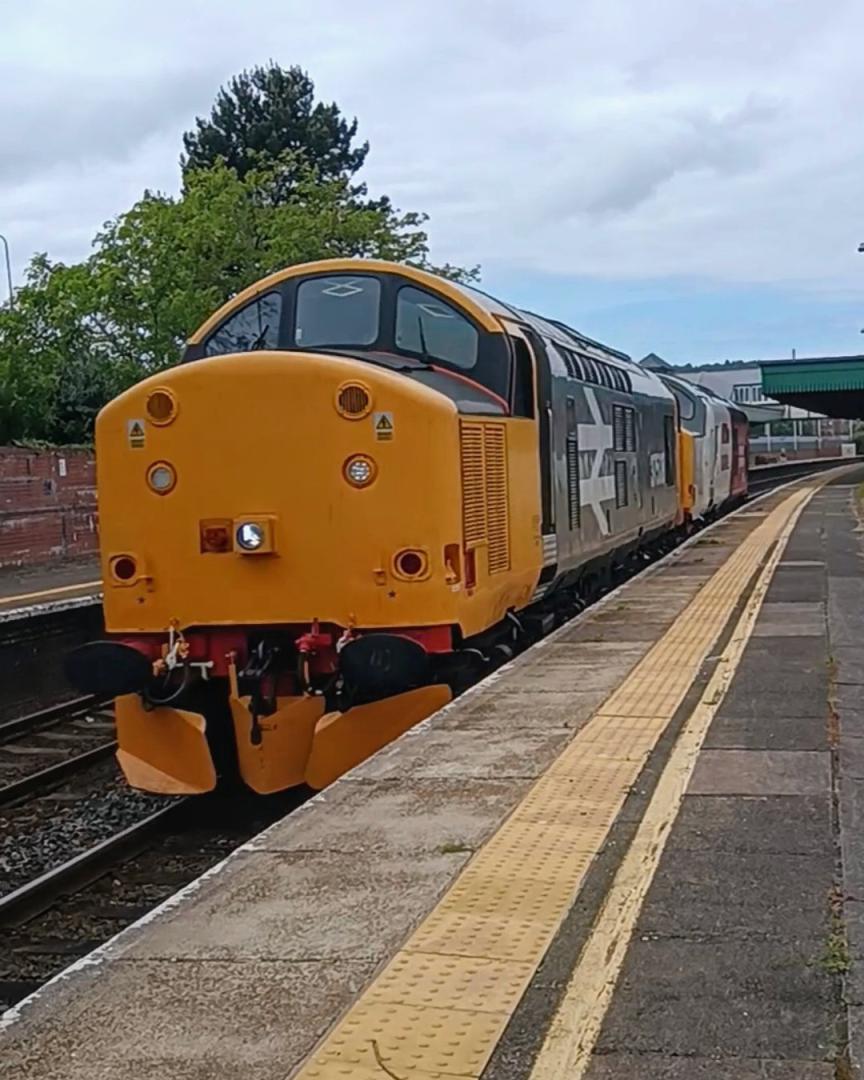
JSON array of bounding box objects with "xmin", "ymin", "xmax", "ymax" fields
[
  {"xmin": 0, "ymin": 67, "xmax": 219, "ymax": 185},
  {"xmin": 1, "ymin": 0, "xmax": 863, "ymax": 305}
]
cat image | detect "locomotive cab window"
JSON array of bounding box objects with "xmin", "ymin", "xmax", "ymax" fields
[
  {"xmin": 204, "ymin": 292, "xmax": 282, "ymax": 357},
  {"xmin": 509, "ymin": 336, "xmax": 535, "ymax": 418},
  {"xmin": 668, "ymin": 382, "xmax": 706, "ymax": 436},
  {"xmin": 294, "ymin": 275, "xmax": 380, "ymax": 347},
  {"xmin": 395, "ymin": 287, "xmax": 478, "ymax": 370}
]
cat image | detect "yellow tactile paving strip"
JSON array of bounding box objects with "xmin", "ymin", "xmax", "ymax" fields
[
  {"xmin": 0, "ymin": 580, "xmax": 101, "ymax": 607},
  {"xmin": 529, "ymin": 482, "xmax": 814, "ymax": 1080},
  {"xmin": 296, "ymin": 487, "xmax": 813, "ymax": 1080}
]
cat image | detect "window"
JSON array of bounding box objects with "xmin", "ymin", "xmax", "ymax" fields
[
  {"xmin": 750, "ymin": 422, "xmax": 767, "ymax": 438},
  {"xmin": 396, "ymin": 286, "xmax": 478, "ymax": 369},
  {"xmin": 770, "ymin": 419, "xmax": 794, "ymax": 437},
  {"xmin": 582, "ymin": 356, "xmax": 599, "ymax": 384},
  {"xmin": 614, "ymin": 460, "xmax": 628, "ymax": 508},
  {"xmin": 613, "ymin": 405, "xmax": 636, "ymax": 452},
  {"xmin": 669, "ymin": 384, "xmax": 695, "ymax": 422},
  {"xmin": 664, "ymin": 415, "xmax": 675, "ymax": 485},
  {"xmin": 294, "ymin": 275, "xmax": 380, "ymax": 347},
  {"xmin": 798, "ymin": 419, "xmax": 818, "ymax": 437},
  {"xmin": 721, "ymin": 423, "xmax": 730, "ymax": 444},
  {"xmin": 509, "ymin": 337, "xmax": 535, "ymax": 418},
  {"xmin": 205, "ymin": 292, "xmax": 282, "ymax": 357},
  {"xmin": 733, "ymin": 383, "xmax": 764, "ymax": 404}
]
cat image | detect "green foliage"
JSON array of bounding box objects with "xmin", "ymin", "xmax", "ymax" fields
[
  {"xmin": 0, "ymin": 256, "xmax": 138, "ymax": 445},
  {"xmin": 181, "ymin": 62, "xmax": 368, "ymax": 190},
  {"xmin": 0, "ymin": 62, "xmax": 476, "ymax": 444},
  {"xmin": 0, "ymin": 153, "xmax": 475, "ymax": 444}
]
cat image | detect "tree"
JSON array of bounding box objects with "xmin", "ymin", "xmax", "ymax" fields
[
  {"xmin": 0, "ymin": 256, "xmax": 133, "ymax": 444},
  {"xmin": 181, "ymin": 63, "xmax": 367, "ymax": 190},
  {"xmin": 0, "ymin": 62, "xmax": 478, "ymax": 444},
  {"xmin": 0, "ymin": 155, "xmax": 473, "ymax": 442}
]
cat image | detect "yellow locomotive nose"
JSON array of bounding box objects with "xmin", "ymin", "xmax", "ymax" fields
[
  {"xmin": 93, "ymin": 349, "xmax": 465, "ymax": 795},
  {"xmin": 96, "ymin": 349, "xmax": 463, "ymax": 636}
]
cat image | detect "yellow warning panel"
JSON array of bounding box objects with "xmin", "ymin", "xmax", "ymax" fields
[
  {"xmin": 291, "ymin": 486, "xmax": 815, "ymax": 1080},
  {"xmin": 126, "ymin": 418, "xmax": 145, "ymax": 448},
  {"xmin": 373, "ymin": 410, "xmax": 394, "ymax": 441}
]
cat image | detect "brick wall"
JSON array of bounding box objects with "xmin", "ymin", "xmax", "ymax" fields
[{"xmin": 0, "ymin": 448, "xmax": 97, "ymax": 568}]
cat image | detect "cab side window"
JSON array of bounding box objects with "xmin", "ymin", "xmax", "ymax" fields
[
  {"xmin": 396, "ymin": 286, "xmax": 478, "ymax": 369},
  {"xmin": 204, "ymin": 292, "xmax": 282, "ymax": 357},
  {"xmin": 509, "ymin": 336, "xmax": 535, "ymax": 418}
]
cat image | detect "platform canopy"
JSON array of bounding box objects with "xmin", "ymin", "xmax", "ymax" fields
[{"xmin": 761, "ymin": 355, "xmax": 864, "ymax": 418}]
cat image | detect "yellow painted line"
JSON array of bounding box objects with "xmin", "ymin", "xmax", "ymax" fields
[
  {"xmin": 295, "ymin": 488, "xmax": 813, "ymax": 1080},
  {"xmin": 528, "ymin": 483, "xmax": 814, "ymax": 1080},
  {"xmin": 0, "ymin": 580, "xmax": 102, "ymax": 606}
]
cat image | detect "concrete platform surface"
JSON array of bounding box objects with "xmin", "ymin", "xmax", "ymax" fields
[
  {"xmin": 2, "ymin": 466, "xmax": 863, "ymax": 1080},
  {"xmin": 0, "ymin": 556, "xmax": 100, "ymax": 622}
]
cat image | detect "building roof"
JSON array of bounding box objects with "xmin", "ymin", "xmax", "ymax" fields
[{"xmin": 639, "ymin": 352, "xmax": 672, "ymax": 370}]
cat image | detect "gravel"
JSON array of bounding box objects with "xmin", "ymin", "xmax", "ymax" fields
[{"xmin": 0, "ymin": 763, "xmax": 172, "ymax": 897}]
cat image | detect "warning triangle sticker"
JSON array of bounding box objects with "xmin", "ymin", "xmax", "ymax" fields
[{"xmin": 375, "ymin": 415, "xmax": 392, "ymax": 431}]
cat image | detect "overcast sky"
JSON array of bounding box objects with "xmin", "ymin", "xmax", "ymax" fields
[{"xmin": 2, "ymin": 0, "xmax": 863, "ymax": 363}]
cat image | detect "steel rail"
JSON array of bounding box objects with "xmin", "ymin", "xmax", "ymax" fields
[
  {"xmin": 0, "ymin": 694, "xmax": 102, "ymax": 743},
  {"xmin": 0, "ymin": 741, "xmax": 117, "ymax": 807},
  {"xmin": 0, "ymin": 800, "xmax": 188, "ymax": 927}
]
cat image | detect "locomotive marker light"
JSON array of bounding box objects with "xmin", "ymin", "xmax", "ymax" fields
[
  {"xmin": 146, "ymin": 462, "xmax": 177, "ymax": 494},
  {"xmin": 145, "ymin": 388, "xmax": 178, "ymax": 425}
]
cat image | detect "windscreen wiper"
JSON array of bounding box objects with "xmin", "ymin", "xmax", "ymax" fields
[{"xmin": 250, "ymin": 324, "xmax": 270, "ymax": 350}]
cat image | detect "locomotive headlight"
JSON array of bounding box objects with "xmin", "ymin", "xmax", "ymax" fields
[
  {"xmin": 236, "ymin": 522, "xmax": 265, "ymax": 551},
  {"xmin": 343, "ymin": 454, "xmax": 377, "ymax": 488},
  {"xmin": 146, "ymin": 462, "xmax": 176, "ymax": 494}
]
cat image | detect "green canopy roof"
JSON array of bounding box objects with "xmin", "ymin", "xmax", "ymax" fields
[{"xmin": 761, "ymin": 355, "xmax": 864, "ymax": 418}]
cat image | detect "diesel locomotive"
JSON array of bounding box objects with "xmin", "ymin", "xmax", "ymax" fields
[{"xmin": 67, "ymin": 259, "xmax": 746, "ymax": 796}]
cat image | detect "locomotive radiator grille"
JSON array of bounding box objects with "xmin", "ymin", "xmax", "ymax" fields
[
  {"xmin": 460, "ymin": 423, "xmax": 487, "ymax": 547},
  {"xmin": 460, "ymin": 421, "xmax": 511, "ymax": 574}
]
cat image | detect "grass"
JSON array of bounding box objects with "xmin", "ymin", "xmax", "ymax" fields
[
  {"xmin": 439, "ymin": 841, "xmax": 471, "ymax": 855},
  {"xmin": 819, "ymin": 886, "xmax": 850, "ymax": 976},
  {"xmin": 821, "ymin": 927, "xmax": 850, "ymax": 975}
]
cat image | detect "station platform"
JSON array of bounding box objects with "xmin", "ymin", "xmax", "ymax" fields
[
  {"xmin": 0, "ymin": 557, "xmax": 100, "ymax": 622},
  {"xmin": 2, "ymin": 465, "xmax": 863, "ymax": 1079}
]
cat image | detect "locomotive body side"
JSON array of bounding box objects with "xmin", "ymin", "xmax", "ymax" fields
[{"xmin": 528, "ymin": 329, "xmax": 679, "ymax": 595}]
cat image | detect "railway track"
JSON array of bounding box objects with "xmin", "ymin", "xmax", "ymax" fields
[
  {"xmin": 0, "ymin": 462, "xmax": 855, "ymax": 1014},
  {"xmin": 0, "ymin": 792, "xmax": 298, "ymax": 1009},
  {"xmin": 0, "ymin": 695, "xmax": 116, "ymax": 807}
]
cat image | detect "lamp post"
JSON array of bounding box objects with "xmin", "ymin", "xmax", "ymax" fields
[
  {"xmin": 859, "ymin": 244, "xmax": 864, "ymax": 334},
  {"xmin": 0, "ymin": 235, "xmax": 12, "ymax": 310}
]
